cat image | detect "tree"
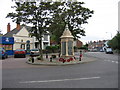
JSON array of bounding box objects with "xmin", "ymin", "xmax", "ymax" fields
[
  {"xmin": 6, "ymin": 1, "xmax": 94, "ymax": 59},
  {"xmin": 0, "ymin": 29, "xmax": 3, "ymax": 36},
  {"xmin": 108, "ymin": 31, "xmax": 120, "ymax": 53},
  {"xmin": 49, "ymin": 2, "xmax": 94, "ymax": 44},
  {"xmin": 6, "ymin": 2, "xmax": 63, "ymax": 60}
]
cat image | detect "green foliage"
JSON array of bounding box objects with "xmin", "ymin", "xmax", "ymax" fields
[
  {"xmin": 108, "ymin": 31, "xmax": 120, "ymax": 53},
  {"xmin": 6, "ymin": 1, "xmax": 94, "ymax": 57},
  {"xmin": 49, "ymin": 2, "xmax": 94, "ymax": 43},
  {"xmin": 6, "ymin": 2, "xmax": 62, "ymax": 59},
  {"xmin": 0, "ymin": 30, "xmax": 3, "ymax": 36},
  {"xmin": 46, "ymin": 45, "xmax": 60, "ymax": 53},
  {"xmin": 78, "ymin": 45, "xmax": 88, "ymax": 50},
  {"xmin": 46, "ymin": 45, "xmax": 59, "ymax": 50}
]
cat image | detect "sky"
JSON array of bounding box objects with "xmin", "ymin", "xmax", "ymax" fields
[{"xmin": 0, "ymin": 0, "xmax": 119, "ymax": 44}]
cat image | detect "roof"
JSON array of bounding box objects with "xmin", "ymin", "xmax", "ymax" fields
[
  {"xmin": 60, "ymin": 24, "xmax": 74, "ymax": 38},
  {"xmin": 3, "ymin": 24, "xmax": 31, "ymax": 37}
]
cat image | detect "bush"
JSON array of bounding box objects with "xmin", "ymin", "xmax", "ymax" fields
[
  {"xmin": 78, "ymin": 46, "xmax": 88, "ymax": 50},
  {"xmin": 108, "ymin": 32, "xmax": 120, "ymax": 50},
  {"xmin": 46, "ymin": 45, "xmax": 60, "ymax": 53},
  {"xmin": 52, "ymin": 55, "xmax": 56, "ymax": 58}
]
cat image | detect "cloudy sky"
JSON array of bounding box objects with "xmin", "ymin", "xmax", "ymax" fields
[{"xmin": 0, "ymin": 0, "xmax": 119, "ymax": 44}]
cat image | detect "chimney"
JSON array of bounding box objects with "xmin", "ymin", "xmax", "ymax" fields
[
  {"xmin": 7, "ymin": 23, "xmax": 10, "ymax": 32},
  {"xmin": 16, "ymin": 23, "xmax": 20, "ymax": 30}
]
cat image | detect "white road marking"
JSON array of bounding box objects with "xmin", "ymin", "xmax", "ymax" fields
[
  {"xmin": 112, "ymin": 61, "xmax": 115, "ymax": 63},
  {"xmin": 19, "ymin": 77, "xmax": 101, "ymax": 84},
  {"xmin": 104, "ymin": 60, "xmax": 118, "ymax": 64},
  {"xmin": 115, "ymin": 61, "xmax": 118, "ymax": 64}
]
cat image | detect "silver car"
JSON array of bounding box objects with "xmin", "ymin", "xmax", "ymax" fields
[{"xmin": 30, "ymin": 49, "xmax": 39, "ymax": 56}]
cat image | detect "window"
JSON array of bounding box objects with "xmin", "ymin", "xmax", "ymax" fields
[
  {"xmin": 44, "ymin": 35, "xmax": 48, "ymax": 41},
  {"xmin": 21, "ymin": 44, "xmax": 25, "ymax": 49},
  {"xmin": 21, "ymin": 39, "xmax": 23, "ymax": 42}
]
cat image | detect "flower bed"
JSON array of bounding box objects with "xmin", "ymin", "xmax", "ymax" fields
[{"xmin": 59, "ymin": 57, "xmax": 76, "ymax": 63}]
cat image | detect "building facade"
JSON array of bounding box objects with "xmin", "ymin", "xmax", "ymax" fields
[
  {"xmin": 74, "ymin": 39, "xmax": 83, "ymax": 48},
  {"xmin": 3, "ymin": 23, "xmax": 50, "ymax": 51},
  {"xmin": 88, "ymin": 40, "xmax": 108, "ymax": 51}
]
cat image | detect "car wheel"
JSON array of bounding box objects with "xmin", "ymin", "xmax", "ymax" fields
[
  {"xmin": 2, "ymin": 57, "xmax": 5, "ymax": 59},
  {"xmin": 23, "ymin": 55, "xmax": 26, "ymax": 58},
  {"xmin": 5, "ymin": 55, "xmax": 8, "ymax": 58},
  {"xmin": 14, "ymin": 55, "xmax": 16, "ymax": 58}
]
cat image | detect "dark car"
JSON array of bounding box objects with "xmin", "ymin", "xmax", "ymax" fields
[
  {"xmin": 14, "ymin": 49, "xmax": 26, "ymax": 58},
  {"xmin": 0, "ymin": 48, "xmax": 8, "ymax": 59}
]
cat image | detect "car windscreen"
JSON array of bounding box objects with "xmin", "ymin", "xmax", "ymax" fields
[
  {"xmin": 16, "ymin": 49, "xmax": 25, "ymax": 51},
  {"xmin": 31, "ymin": 49, "xmax": 39, "ymax": 51},
  {"xmin": 0, "ymin": 48, "xmax": 4, "ymax": 52}
]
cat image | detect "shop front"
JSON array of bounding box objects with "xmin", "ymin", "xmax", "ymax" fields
[{"xmin": 0, "ymin": 37, "xmax": 14, "ymax": 55}]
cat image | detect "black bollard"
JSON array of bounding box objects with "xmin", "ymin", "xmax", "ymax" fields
[
  {"xmin": 79, "ymin": 57, "xmax": 81, "ymax": 61},
  {"xmin": 32, "ymin": 57, "xmax": 34, "ymax": 63},
  {"xmin": 50, "ymin": 57, "xmax": 52, "ymax": 62},
  {"xmin": 46, "ymin": 50, "xmax": 48, "ymax": 58},
  {"xmin": 79, "ymin": 50, "xmax": 82, "ymax": 61},
  {"xmin": 58, "ymin": 53, "xmax": 60, "ymax": 57},
  {"xmin": 46, "ymin": 54, "xmax": 48, "ymax": 58}
]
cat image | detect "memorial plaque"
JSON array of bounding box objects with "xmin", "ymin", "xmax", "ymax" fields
[
  {"xmin": 68, "ymin": 41, "xmax": 73, "ymax": 55},
  {"xmin": 62, "ymin": 42, "xmax": 66, "ymax": 55}
]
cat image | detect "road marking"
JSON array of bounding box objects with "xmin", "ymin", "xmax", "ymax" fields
[
  {"xmin": 104, "ymin": 60, "xmax": 118, "ymax": 64},
  {"xmin": 115, "ymin": 61, "xmax": 118, "ymax": 64},
  {"xmin": 112, "ymin": 61, "xmax": 115, "ymax": 63},
  {"xmin": 19, "ymin": 77, "xmax": 100, "ymax": 84}
]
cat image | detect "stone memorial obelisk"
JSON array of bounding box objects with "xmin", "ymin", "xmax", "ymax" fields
[{"xmin": 60, "ymin": 24, "xmax": 74, "ymax": 58}]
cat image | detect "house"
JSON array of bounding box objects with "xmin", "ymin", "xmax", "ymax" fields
[
  {"xmin": 3, "ymin": 23, "xmax": 50, "ymax": 51},
  {"xmin": 88, "ymin": 40, "xmax": 108, "ymax": 51},
  {"xmin": 74, "ymin": 39, "xmax": 83, "ymax": 48}
]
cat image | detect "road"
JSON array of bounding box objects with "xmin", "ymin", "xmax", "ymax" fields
[{"xmin": 2, "ymin": 52, "xmax": 118, "ymax": 88}]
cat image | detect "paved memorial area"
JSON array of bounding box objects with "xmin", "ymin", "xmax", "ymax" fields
[{"xmin": 27, "ymin": 53, "xmax": 96, "ymax": 66}]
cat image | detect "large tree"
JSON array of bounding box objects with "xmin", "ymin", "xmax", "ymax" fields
[
  {"xmin": 7, "ymin": 1, "xmax": 94, "ymax": 59},
  {"xmin": 49, "ymin": 2, "xmax": 94, "ymax": 44},
  {"xmin": 7, "ymin": 1, "xmax": 63, "ymax": 60}
]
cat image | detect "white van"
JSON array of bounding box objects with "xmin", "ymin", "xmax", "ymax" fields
[{"xmin": 105, "ymin": 48, "xmax": 113, "ymax": 54}]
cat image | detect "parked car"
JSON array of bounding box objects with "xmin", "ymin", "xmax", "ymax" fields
[
  {"xmin": 105, "ymin": 48, "xmax": 113, "ymax": 54},
  {"xmin": 14, "ymin": 49, "xmax": 26, "ymax": 58},
  {"xmin": 30, "ymin": 49, "xmax": 39, "ymax": 57},
  {"xmin": 100, "ymin": 49, "xmax": 104, "ymax": 52},
  {"xmin": 0, "ymin": 48, "xmax": 8, "ymax": 59}
]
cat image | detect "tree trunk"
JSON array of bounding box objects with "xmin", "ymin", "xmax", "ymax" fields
[{"xmin": 38, "ymin": 39, "xmax": 43, "ymax": 60}]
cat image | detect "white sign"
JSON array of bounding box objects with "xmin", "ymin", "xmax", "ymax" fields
[{"xmin": 6, "ymin": 38, "xmax": 9, "ymax": 42}]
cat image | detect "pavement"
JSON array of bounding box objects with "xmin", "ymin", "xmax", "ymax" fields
[{"xmin": 26, "ymin": 53, "xmax": 96, "ymax": 66}]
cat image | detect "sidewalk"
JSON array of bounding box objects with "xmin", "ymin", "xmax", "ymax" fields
[{"xmin": 26, "ymin": 53, "xmax": 97, "ymax": 66}]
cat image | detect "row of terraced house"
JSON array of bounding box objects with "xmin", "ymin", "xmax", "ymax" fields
[{"xmin": 88, "ymin": 40, "xmax": 108, "ymax": 52}]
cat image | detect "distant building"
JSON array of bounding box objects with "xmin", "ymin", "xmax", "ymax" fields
[
  {"xmin": 74, "ymin": 39, "xmax": 83, "ymax": 48},
  {"xmin": 88, "ymin": 40, "xmax": 108, "ymax": 51}
]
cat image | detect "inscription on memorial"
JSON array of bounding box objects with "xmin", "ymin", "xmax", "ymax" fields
[
  {"xmin": 62, "ymin": 42, "xmax": 66, "ymax": 55},
  {"xmin": 68, "ymin": 41, "xmax": 73, "ymax": 55}
]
